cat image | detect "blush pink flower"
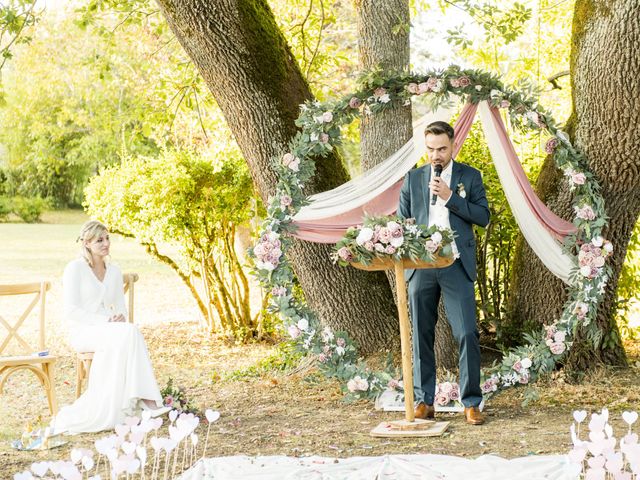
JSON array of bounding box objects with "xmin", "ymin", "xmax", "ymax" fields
[
  {"xmin": 337, "ymin": 246, "xmax": 353, "ymax": 262},
  {"xmin": 449, "ymin": 77, "xmax": 461, "ymax": 88},
  {"xmin": 417, "ymin": 82, "xmax": 430, "ymax": 94},
  {"xmin": 519, "ymin": 372, "xmax": 530, "ymax": 384},
  {"xmin": 271, "ymin": 286, "xmax": 287, "ymax": 297},
  {"xmin": 571, "ymin": 172, "xmax": 586, "ymax": 185},
  {"xmin": 363, "ymin": 240, "xmax": 375, "ymax": 251},
  {"xmin": 336, "ymin": 337, "xmax": 346, "ymax": 348},
  {"xmin": 349, "ymin": 97, "xmax": 363, "ymax": 109},
  {"xmin": 499, "ymin": 99, "xmax": 511, "ymax": 109},
  {"xmin": 280, "ymin": 195, "xmax": 292, "ymax": 208},
  {"xmin": 424, "ymin": 239, "xmax": 438, "ymax": 253},
  {"xmin": 320, "ymin": 133, "xmax": 330, "ymax": 143},
  {"xmin": 385, "ymin": 245, "xmax": 396, "ymax": 254},
  {"xmin": 406, "ymin": 83, "xmax": 419, "ymax": 94},
  {"xmin": 550, "ymin": 342, "xmax": 566, "ymax": 355},
  {"xmin": 282, "ymin": 153, "xmax": 295, "ymax": 166},
  {"xmin": 457, "ymin": 75, "xmax": 471, "ymax": 87},
  {"xmin": 378, "ymin": 227, "xmax": 392, "ymax": 244},
  {"xmin": 435, "ymin": 392, "xmax": 450, "ymax": 406},
  {"xmin": 545, "ymin": 137, "xmax": 559, "ymax": 154},
  {"xmin": 288, "ymin": 325, "xmax": 301, "ymax": 339},
  {"xmin": 575, "ymin": 205, "xmax": 596, "ymax": 221},
  {"xmin": 322, "ymin": 111, "xmax": 333, "ymax": 123},
  {"xmin": 513, "ymin": 360, "xmax": 523, "ymax": 373},
  {"xmin": 373, "ymin": 87, "xmax": 387, "ymax": 98}
]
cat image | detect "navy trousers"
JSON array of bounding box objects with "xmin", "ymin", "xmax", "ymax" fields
[{"xmin": 408, "ymin": 260, "xmax": 482, "ymax": 407}]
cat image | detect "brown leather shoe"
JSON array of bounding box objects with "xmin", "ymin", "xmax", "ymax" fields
[
  {"xmin": 464, "ymin": 406, "xmax": 485, "ymax": 425},
  {"xmin": 414, "ymin": 402, "xmax": 435, "ymax": 420}
]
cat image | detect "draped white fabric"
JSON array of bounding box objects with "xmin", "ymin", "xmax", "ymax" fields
[
  {"xmin": 477, "ymin": 102, "xmax": 575, "ymax": 284},
  {"xmin": 177, "ymin": 454, "xmax": 579, "ymax": 480},
  {"xmin": 293, "ymin": 107, "xmax": 454, "ymax": 221}
]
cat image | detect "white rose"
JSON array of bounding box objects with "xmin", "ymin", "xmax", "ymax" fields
[
  {"xmin": 390, "ymin": 236, "xmax": 404, "ymax": 248},
  {"xmin": 603, "ymin": 242, "xmax": 613, "ymax": 253},
  {"xmin": 314, "ymin": 115, "xmax": 324, "ymax": 124},
  {"xmin": 591, "ymin": 236, "xmax": 604, "ymax": 247},
  {"xmin": 490, "ymin": 89, "xmax": 501, "ymax": 98},
  {"xmin": 431, "ymin": 232, "xmax": 443, "ymax": 244},
  {"xmin": 579, "ymin": 265, "xmax": 592, "ymax": 277},
  {"xmin": 356, "ymin": 227, "xmax": 374, "ymax": 245},
  {"xmin": 379, "ymin": 94, "xmax": 391, "ymax": 103},
  {"xmin": 521, "ymin": 358, "xmax": 532, "ymax": 369},
  {"xmin": 475, "ymin": 85, "xmax": 483, "ymax": 91},
  {"xmin": 322, "ymin": 111, "xmax": 333, "ymax": 123},
  {"xmin": 258, "ymin": 261, "xmax": 275, "ymax": 271},
  {"xmin": 297, "ymin": 318, "xmax": 309, "ymax": 331}
]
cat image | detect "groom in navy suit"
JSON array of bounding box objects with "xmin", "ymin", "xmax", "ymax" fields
[{"xmin": 398, "ymin": 121, "xmax": 490, "ymax": 425}]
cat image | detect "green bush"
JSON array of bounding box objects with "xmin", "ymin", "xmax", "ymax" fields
[
  {"xmin": 0, "ymin": 196, "xmax": 11, "ymax": 222},
  {"xmin": 11, "ymin": 196, "xmax": 48, "ymax": 223}
]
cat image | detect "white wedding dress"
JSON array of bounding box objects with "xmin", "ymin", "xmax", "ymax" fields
[{"xmin": 53, "ymin": 258, "xmax": 163, "ymax": 434}]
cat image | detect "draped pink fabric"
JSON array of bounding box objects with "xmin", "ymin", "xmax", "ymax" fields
[
  {"xmin": 485, "ymin": 106, "xmax": 576, "ymax": 240},
  {"xmin": 290, "ymin": 102, "xmax": 575, "ymax": 243}
]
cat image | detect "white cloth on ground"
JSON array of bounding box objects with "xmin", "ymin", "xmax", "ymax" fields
[
  {"xmin": 177, "ymin": 454, "xmax": 579, "ymax": 480},
  {"xmin": 52, "ymin": 258, "xmax": 163, "ymax": 434}
]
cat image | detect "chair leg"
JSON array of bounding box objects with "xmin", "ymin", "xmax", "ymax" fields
[
  {"xmin": 42, "ymin": 363, "xmax": 58, "ymax": 415},
  {"xmin": 75, "ymin": 358, "xmax": 84, "ymax": 399}
]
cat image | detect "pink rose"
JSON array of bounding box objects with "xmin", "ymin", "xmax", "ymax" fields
[
  {"xmin": 349, "ymin": 97, "xmax": 362, "ymax": 109},
  {"xmin": 424, "ymin": 239, "xmax": 438, "ymax": 253},
  {"xmin": 575, "ymin": 205, "xmax": 596, "ymax": 221},
  {"xmin": 449, "ymin": 77, "xmax": 461, "ymax": 88},
  {"xmin": 373, "ymin": 87, "xmax": 387, "ymax": 98},
  {"xmin": 545, "ymin": 137, "xmax": 559, "ymax": 154},
  {"xmin": 318, "ymin": 353, "xmax": 328, "ymax": 363},
  {"xmin": 282, "ymin": 153, "xmax": 295, "ymax": 166},
  {"xmin": 322, "ymin": 111, "xmax": 333, "ymax": 123},
  {"xmin": 499, "ymin": 99, "xmax": 511, "ymax": 109},
  {"xmin": 449, "ymin": 384, "xmax": 460, "ymax": 401},
  {"xmin": 364, "ymin": 241, "xmax": 374, "ymax": 251},
  {"xmin": 288, "ymin": 325, "xmax": 301, "ymax": 339},
  {"xmin": 458, "ymin": 75, "xmax": 471, "ymax": 87},
  {"xmin": 554, "ymin": 331, "xmax": 566, "ymax": 343},
  {"xmin": 320, "ymin": 133, "xmax": 330, "ymax": 143},
  {"xmin": 406, "ymin": 83, "xmax": 419, "ymax": 94},
  {"xmin": 550, "ymin": 342, "xmax": 566, "ymax": 355},
  {"xmin": 417, "ymin": 82, "xmax": 429, "ymax": 94},
  {"xmin": 435, "ymin": 392, "xmax": 450, "ymax": 406},
  {"xmin": 280, "ymin": 195, "xmax": 292, "ymax": 207},
  {"xmin": 438, "ymin": 382, "xmax": 454, "ymax": 394},
  {"xmin": 378, "ymin": 227, "xmax": 392, "ymax": 244},
  {"xmin": 426, "ymin": 77, "xmax": 438, "ymax": 91},
  {"xmin": 387, "ymin": 379, "xmax": 400, "ymax": 390},
  {"xmin": 336, "ymin": 337, "xmax": 346, "ymax": 347},
  {"xmin": 513, "ymin": 361, "xmax": 523, "ymax": 373},
  {"xmin": 571, "ymin": 172, "xmax": 586, "ymax": 185},
  {"xmin": 385, "ymin": 245, "xmax": 396, "ymax": 255},
  {"xmin": 337, "ymin": 246, "xmax": 353, "ymax": 261},
  {"xmin": 288, "ymin": 158, "xmax": 300, "ymax": 172},
  {"xmin": 519, "ymin": 372, "xmax": 530, "ymax": 384},
  {"xmin": 271, "ymin": 286, "xmax": 287, "ymax": 296}
]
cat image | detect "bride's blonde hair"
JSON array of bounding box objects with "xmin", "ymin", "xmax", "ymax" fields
[{"xmin": 78, "ymin": 220, "xmax": 108, "ymax": 267}]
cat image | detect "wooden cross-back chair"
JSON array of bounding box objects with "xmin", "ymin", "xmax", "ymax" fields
[
  {"xmin": 75, "ymin": 273, "xmax": 138, "ymax": 398},
  {"xmin": 0, "ymin": 282, "xmax": 58, "ymax": 415}
]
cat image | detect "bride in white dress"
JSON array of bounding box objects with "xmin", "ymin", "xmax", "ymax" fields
[{"xmin": 53, "ymin": 220, "xmax": 168, "ymax": 434}]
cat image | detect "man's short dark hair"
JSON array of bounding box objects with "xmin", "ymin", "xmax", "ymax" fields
[{"xmin": 424, "ymin": 121, "xmax": 454, "ymax": 140}]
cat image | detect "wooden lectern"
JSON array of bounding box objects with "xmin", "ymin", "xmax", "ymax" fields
[{"xmin": 352, "ymin": 256, "xmax": 453, "ymax": 437}]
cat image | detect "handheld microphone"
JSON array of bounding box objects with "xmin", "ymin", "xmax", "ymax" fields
[{"xmin": 431, "ymin": 164, "xmax": 443, "ymax": 205}]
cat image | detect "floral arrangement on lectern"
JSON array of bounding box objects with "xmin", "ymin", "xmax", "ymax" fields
[{"xmin": 331, "ymin": 216, "xmax": 455, "ymax": 266}]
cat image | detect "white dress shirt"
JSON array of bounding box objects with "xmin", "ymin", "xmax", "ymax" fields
[{"xmin": 428, "ymin": 160, "xmax": 459, "ymax": 257}]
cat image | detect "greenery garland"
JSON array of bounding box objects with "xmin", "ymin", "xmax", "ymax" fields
[{"xmin": 248, "ymin": 65, "xmax": 613, "ymax": 403}]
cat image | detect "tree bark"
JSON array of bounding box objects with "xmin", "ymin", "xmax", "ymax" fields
[
  {"xmin": 154, "ymin": 0, "xmax": 399, "ymax": 353},
  {"xmin": 509, "ymin": 0, "xmax": 639, "ymax": 368}
]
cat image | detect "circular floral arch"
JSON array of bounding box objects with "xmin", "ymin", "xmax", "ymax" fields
[{"xmin": 250, "ymin": 65, "xmax": 613, "ymax": 402}]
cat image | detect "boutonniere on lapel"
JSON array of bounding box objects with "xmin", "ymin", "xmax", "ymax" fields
[{"xmin": 456, "ymin": 183, "xmax": 467, "ymax": 198}]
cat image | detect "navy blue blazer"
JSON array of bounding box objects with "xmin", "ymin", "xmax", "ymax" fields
[{"xmin": 397, "ymin": 161, "xmax": 490, "ymax": 282}]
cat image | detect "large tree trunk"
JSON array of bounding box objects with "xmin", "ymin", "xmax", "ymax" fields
[
  {"xmin": 509, "ymin": 0, "xmax": 639, "ymax": 368},
  {"xmin": 357, "ymin": 0, "xmax": 458, "ymax": 369},
  {"xmin": 154, "ymin": 0, "xmax": 398, "ymax": 353}
]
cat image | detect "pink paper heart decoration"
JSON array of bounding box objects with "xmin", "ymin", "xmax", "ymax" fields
[
  {"xmin": 606, "ymin": 452, "xmax": 624, "ymax": 473},
  {"xmin": 106, "ymin": 448, "xmax": 118, "ymax": 462},
  {"xmin": 70, "ymin": 449, "xmax": 83, "ymax": 464},
  {"xmin": 164, "ymin": 439, "xmax": 178, "ymax": 453},
  {"xmin": 124, "ymin": 416, "xmax": 140, "ymax": 427},
  {"xmin": 587, "ymin": 455, "xmax": 605, "ymax": 469},
  {"xmin": 129, "ymin": 431, "xmax": 145, "ymax": 445},
  {"xmin": 14, "ymin": 472, "xmax": 33, "ymax": 480},
  {"xmin": 605, "ymin": 424, "xmax": 614, "ymax": 438},
  {"xmin": 114, "ymin": 424, "xmax": 130, "ymax": 437},
  {"xmin": 589, "ymin": 416, "xmax": 606, "ymax": 433},
  {"xmin": 130, "ymin": 423, "xmax": 145, "ymax": 435},
  {"xmin": 125, "ymin": 458, "xmax": 141, "ymax": 474},
  {"xmin": 590, "ymin": 430, "xmax": 606, "ymax": 443},
  {"xmin": 81, "ymin": 456, "xmax": 94, "ymax": 471},
  {"xmin": 622, "ymin": 433, "xmax": 639, "ymax": 445},
  {"xmin": 150, "ymin": 436, "xmax": 163, "ymax": 453},
  {"xmin": 31, "ymin": 461, "xmax": 50, "ymax": 477},
  {"xmin": 153, "ymin": 417, "xmax": 163, "ymax": 430},
  {"xmin": 568, "ymin": 447, "xmax": 587, "ymax": 464},
  {"xmin": 121, "ymin": 441, "xmax": 136, "ymax": 456},
  {"xmin": 573, "ymin": 410, "xmax": 588, "ymax": 423},
  {"xmin": 136, "ymin": 446, "xmax": 147, "ymax": 465},
  {"xmin": 205, "ymin": 409, "xmax": 220, "ymax": 423},
  {"xmin": 623, "ymin": 411, "xmax": 639, "ymax": 426}
]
